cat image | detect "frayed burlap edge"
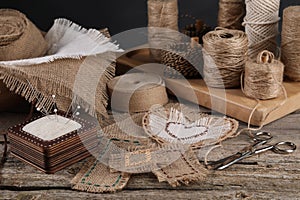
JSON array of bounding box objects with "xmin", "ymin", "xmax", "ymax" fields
[
  {"xmin": 152, "ymin": 148, "xmax": 208, "ymax": 187},
  {"xmin": 0, "ymin": 25, "xmax": 117, "ymax": 119},
  {"xmin": 101, "ymin": 112, "xmax": 153, "ymax": 149},
  {"xmin": 142, "ymin": 105, "xmax": 239, "ymax": 149}
]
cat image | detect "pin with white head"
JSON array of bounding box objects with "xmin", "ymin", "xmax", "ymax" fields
[
  {"xmin": 52, "ymin": 95, "xmax": 59, "ymax": 121},
  {"xmin": 36, "ymin": 107, "xmax": 48, "ymax": 116},
  {"xmin": 65, "ymin": 105, "xmax": 81, "ymax": 124}
]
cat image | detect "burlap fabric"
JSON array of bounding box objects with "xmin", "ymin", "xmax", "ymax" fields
[
  {"xmin": 153, "ymin": 148, "xmax": 207, "ymax": 187},
  {"xmin": 72, "ymin": 113, "xmax": 152, "ymax": 193},
  {"xmin": 109, "ymin": 143, "xmax": 188, "ymax": 174},
  {"xmin": 72, "ymin": 104, "xmax": 216, "ymax": 192},
  {"xmin": 0, "ymin": 9, "xmax": 47, "ymax": 112},
  {"xmin": 0, "ymin": 9, "xmax": 48, "ymax": 61},
  {"xmin": 143, "ymin": 105, "xmax": 239, "ymax": 149},
  {"xmin": 0, "ymin": 16, "xmax": 121, "ymax": 118},
  {"xmin": 71, "ymin": 158, "xmax": 131, "ymax": 193}
]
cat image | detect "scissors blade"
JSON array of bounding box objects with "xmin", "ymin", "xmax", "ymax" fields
[
  {"xmin": 207, "ymin": 140, "xmax": 268, "ymax": 170},
  {"xmin": 217, "ymin": 151, "xmax": 252, "ymax": 170},
  {"xmin": 217, "ymin": 141, "xmax": 269, "ymax": 169},
  {"xmin": 207, "ymin": 152, "xmax": 243, "ymax": 170}
]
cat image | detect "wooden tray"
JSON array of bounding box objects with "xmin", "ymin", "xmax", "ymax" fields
[{"xmin": 116, "ymin": 48, "xmax": 300, "ymax": 126}]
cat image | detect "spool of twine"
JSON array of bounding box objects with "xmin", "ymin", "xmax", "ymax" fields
[
  {"xmin": 243, "ymin": 50, "xmax": 284, "ymax": 100},
  {"xmin": 218, "ymin": 0, "xmax": 245, "ymax": 30},
  {"xmin": 281, "ymin": 6, "xmax": 300, "ymax": 81},
  {"xmin": 202, "ymin": 28, "xmax": 248, "ymax": 88},
  {"xmin": 243, "ymin": 0, "xmax": 280, "ymax": 59},
  {"xmin": 161, "ymin": 42, "xmax": 202, "ymax": 79},
  {"xmin": 107, "ymin": 73, "xmax": 169, "ymax": 113},
  {"xmin": 148, "ymin": 0, "xmax": 179, "ymax": 61}
]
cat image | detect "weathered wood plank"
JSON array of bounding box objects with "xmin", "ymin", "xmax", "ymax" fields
[
  {"xmin": 0, "ymin": 111, "xmax": 300, "ymax": 199},
  {"xmin": 1, "ymin": 154, "xmax": 299, "ymax": 192},
  {"xmin": 1, "ymin": 189, "xmax": 300, "ymax": 200}
]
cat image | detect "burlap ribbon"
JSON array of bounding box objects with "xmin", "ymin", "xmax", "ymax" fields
[
  {"xmin": 0, "ymin": 9, "xmax": 48, "ymax": 61},
  {"xmin": 0, "ymin": 15, "xmax": 121, "ymax": 118},
  {"xmin": 107, "ymin": 73, "xmax": 169, "ymax": 113}
]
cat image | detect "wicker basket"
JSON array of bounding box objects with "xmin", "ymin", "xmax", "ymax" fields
[{"xmin": 161, "ymin": 42, "xmax": 203, "ymax": 79}]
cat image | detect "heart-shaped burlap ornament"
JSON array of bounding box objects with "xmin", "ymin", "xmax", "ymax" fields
[{"xmin": 143, "ymin": 106, "xmax": 239, "ymax": 149}]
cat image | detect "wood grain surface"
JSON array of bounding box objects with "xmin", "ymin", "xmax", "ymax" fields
[{"xmin": 0, "ymin": 110, "xmax": 300, "ymax": 199}]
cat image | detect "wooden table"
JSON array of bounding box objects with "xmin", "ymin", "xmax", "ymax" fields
[{"xmin": 0, "ymin": 109, "xmax": 299, "ymax": 200}]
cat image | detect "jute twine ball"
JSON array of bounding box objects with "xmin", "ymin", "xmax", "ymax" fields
[
  {"xmin": 281, "ymin": 6, "xmax": 300, "ymax": 81},
  {"xmin": 218, "ymin": 0, "xmax": 246, "ymax": 30},
  {"xmin": 243, "ymin": 50, "xmax": 284, "ymax": 100},
  {"xmin": 148, "ymin": 0, "xmax": 179, "ymax": 61},
  {"xmin": 203, "ymin": 28, "xmax": 248, "ymax": 88}
]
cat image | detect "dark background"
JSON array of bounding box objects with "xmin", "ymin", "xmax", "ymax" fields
[{"xmin": 0, "ymin": 0, "xmax": 299, "ymax": 35}]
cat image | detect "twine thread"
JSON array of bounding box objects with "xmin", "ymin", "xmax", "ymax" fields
[
  {"xmin": 203, "ymin": 28, "xmax": 248, "ymax": 88},
  {"xmin": 218, "ymin": 0, "xmax": 246, "ymax": 30},
  {"xmin": 281, "ymin": 6, "xmax": 300, "ymax": 81},
  {"xmin": 243, "ymin": 0, "xmax": 280, "ymax": 59},
  {"xmin": 148, "ymin": 0, "xmax": 179, "ymax": 61},
  {"xmin": 239, "ymin": 50, "xmax": 287, "ymax": 135},
  {"xmin": 243, "ymin": 50, "xmax": 284, "ymax": 100}
]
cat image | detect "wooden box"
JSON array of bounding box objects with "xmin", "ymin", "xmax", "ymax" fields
[{"xmin": 8, "ymin": 113, "xmax": 99, "ymax": 173}]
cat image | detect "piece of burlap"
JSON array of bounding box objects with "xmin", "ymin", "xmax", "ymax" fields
[
  {"xmin": 99, "ymin": 113, "xmax": 152, "ymax": 150},
  {"xmin": 71, "ymin": 158, "xmax": 131, "ymax": 193},
  {"xmin": 72, "ymin": 113, "xmax": 153, "ymax": 193},
  {"xmin": 0, "ymin": 18, "xmax": 121, "ymax": 119},
  {"xmin": 152, "ymin": 148, "xmax": 207, "ymax": 187},
  {"xmin": 0, "ymin": 9, "xmax": 48, "ymax": 61},
  {"xmin": 109, "ymin": 143, "xmax": 188, "ymax": 174},
  {"xmin": 0, "ymin": 52, "xmax": 116, "ymax": 118},
  {"xmin": 143, "ymin": 105, "xmax": 239, "ymax": 149}
]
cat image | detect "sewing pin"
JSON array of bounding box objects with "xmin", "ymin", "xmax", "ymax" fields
[
  {"xmin": 26, "ymin": 79, "xmax": 51, "ymax": 118},
  {"xmin": 36, "ymin": 107, "xmax": 47, "ymax": 116},
  {"xmin": 64, "ymin": 98, "xmax": 75, "ymax": 118},
  {"xmin": 52, "ymin": 95, "xmax": 59, "ymax": 121},
  {"xmin": 65, "ymin": 105, "xmax": 81, "ymax": 124}
]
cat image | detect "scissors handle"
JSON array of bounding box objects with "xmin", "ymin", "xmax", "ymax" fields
[
  {"xmin": 253, "ymin": 131, "xmax": 273, "ymax": 142},
  {"xmin": 272, "ymin": 141, "xmax": 296, "ymax": 154},
  {"xmin": 253, "ymin": 141, "xmax": 296, "ymax": 155}
]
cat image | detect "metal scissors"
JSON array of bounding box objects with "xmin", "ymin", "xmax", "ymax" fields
[{"xmin": 207, "ymin": 132, "xmax": 297, "ymax": 170}]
